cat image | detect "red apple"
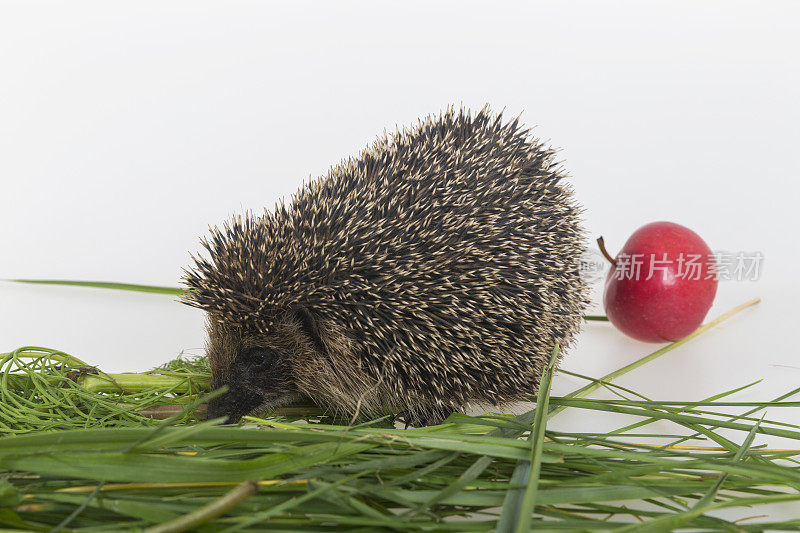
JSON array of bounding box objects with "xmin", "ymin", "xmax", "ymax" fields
[{"xmin": 601, "ymin": 221, "xmax": 718, "ymax": 342}]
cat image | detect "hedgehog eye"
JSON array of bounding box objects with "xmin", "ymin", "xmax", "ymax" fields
[{"xmin": 239, "ymin": 347, "xmax": 276, "ymax": 370}]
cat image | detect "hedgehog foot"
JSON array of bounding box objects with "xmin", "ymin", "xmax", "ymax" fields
[{"xmin": 394, "ymin": 407, "xmax": 453, "ymax": 428}]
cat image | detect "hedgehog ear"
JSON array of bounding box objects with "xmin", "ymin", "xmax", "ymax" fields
[{"xmin": 293, "ymin": 306, "xmax": 328, "ymax": 357}]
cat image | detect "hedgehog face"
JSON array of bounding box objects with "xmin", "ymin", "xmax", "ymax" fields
[{"xmin": 204, "ymin": 319, "xmax": 300, "ymax": 424}]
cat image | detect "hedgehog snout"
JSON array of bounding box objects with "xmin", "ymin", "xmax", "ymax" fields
[
  {"xmin": 207, "ymin": 345, "xmax": 295, "ymax": 424},
  {"xmin": 207, "ymin": 386, "xmax": 263, "ymax": 425}
]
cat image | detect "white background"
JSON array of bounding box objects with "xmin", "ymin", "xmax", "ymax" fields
[{"xmin": 1, "ymin": 0, "xmax": 800, "ymax": 520}]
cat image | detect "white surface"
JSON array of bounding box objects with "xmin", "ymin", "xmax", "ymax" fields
[{"xmin": 1, "ymin": 0, "xmax": 799, "ymax": 518}]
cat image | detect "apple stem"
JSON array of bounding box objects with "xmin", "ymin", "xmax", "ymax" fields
[{"xmin": 596, "ymin": 236, "xmax": 617, "ymax": 267}]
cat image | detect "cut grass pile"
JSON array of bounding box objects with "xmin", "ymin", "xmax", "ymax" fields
[
  {"xmin": 0, "ymin": 347, "xmax": 209, "ymax": 434},
  {"xmin": 1, "ymin": 285, "xmax": 797, "ymax": 531}
]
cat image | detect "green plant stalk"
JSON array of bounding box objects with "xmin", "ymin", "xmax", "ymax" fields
[
  {"xmin": 218, "ymin": 474, "xmax": 365, "ymax": 532},
  {"xmin": 49, "ymin": 481, "xmax": 105, "ymax": 533},
  {"xmin": 143, "ymin": 480, "xmax": 258, "ymax": 533},
  {"xmin": 78, "ymin": 373, "xmax": 210, "ymax": 394},
  {"xmin": 1, "ymin": 346, "xmax": 91, "ymax": 367}
]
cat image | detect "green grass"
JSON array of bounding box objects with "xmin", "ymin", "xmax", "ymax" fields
[
  {"xmin": 1, "ymin": 282, "xmax": 794, "ymax": 530},
  {"xmin": 2, "ymin": 379, "xmax": 799, "ymax": 531}
]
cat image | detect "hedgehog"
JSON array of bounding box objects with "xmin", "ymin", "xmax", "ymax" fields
[{"xmin": 182, "ymin": 106, "xmax": 589, "ymax": 427}]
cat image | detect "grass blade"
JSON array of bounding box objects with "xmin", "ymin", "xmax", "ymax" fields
[
  {"xmin": 497, "ymin": 344, "xmax": 558, "ymax": 532},
  {"xmin": 552, "ymin": 298, "xmax": 761, "ymax": 416},
  {"xmin": 7, "ymin": 279, "xmax": 184, "ymax": 295}
]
